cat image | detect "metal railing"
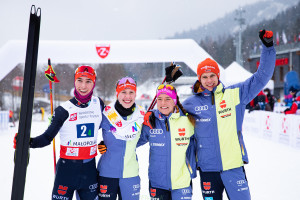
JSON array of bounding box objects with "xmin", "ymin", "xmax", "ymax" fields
[{"xmin": 249, "ymin": 42, "xmax": 300, "ymax": 59}]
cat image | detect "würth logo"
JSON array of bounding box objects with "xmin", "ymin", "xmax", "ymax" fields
[
  {"xmin": 178, "ymin": 128, "xmax": 186, "ymax": 136},
  {"xmin": 100, "ymin": 185, "xmax": 108, "ymax": 194},
  {"xmin": 203, "ymin": 182, "xmax": 211, "ymax": 190},
  {"xmin": 220, "ymin": 100, "xmax": 226, "ymax": 109},
  {"xmin": 150, "ymin": 188, "xmax": 156, "ymax": 197},
  {"xmin": 58, "ymin": 185, "xmax": 68, "ymax": 195},
  {"xmin": 96, "ymin": 44, "xmax": 110, "ymax": 59},
  {"xmin": 69, "ymin": 113, "xmax": 77, "ymax": 121}
]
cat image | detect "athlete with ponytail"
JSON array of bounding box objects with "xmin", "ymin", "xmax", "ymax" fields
[
  {"xmin": 14, "ymin": 65, "xmax": 104, "ymax": 200},
  {"xmin": 138, "ymin": 84, "xmax": 196, "ymax": 200}
]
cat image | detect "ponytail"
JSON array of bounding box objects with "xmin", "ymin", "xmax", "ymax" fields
[{"xmin": 176, "ymin": 96, "xmax": 196, "ymax": 127}]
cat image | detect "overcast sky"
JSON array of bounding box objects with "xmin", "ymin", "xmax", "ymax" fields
[{"xmin": 0, "ymin": 0, "xmax": 262, "ymax": 47}]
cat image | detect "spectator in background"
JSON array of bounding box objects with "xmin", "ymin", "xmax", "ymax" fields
[
  {"xmin": 40, "ymin": 107, "xmax": 45, "ymax": 121},
  {"xmin": 248, "ymin": 90, "xmax": 269, "ymax": 112},
  {"xmin": 9, "ymin": 110, "xmax": 15, "ymax": 127},
  {"xmin": 263, "ymin": 88, "xmax": 276, "ymax": 111},
  {"xmin": 285, "ymin": 87, "xmax": 300, "ymax": 107},
  {"xmin": 284, "ymin": 93, "xmax": 293, "ymax": 107},
  {"xmin": 284, "ymin": 96, "xmax": 300, "ymax": 115},
  {"xmin": 289, "ymin": 86, "xmax": 300, "ymax": 99}
]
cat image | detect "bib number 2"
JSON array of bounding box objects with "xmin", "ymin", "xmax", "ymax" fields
[{"xmin": 76, "ymin": 123, "xmax": 95, "ymax": 138}]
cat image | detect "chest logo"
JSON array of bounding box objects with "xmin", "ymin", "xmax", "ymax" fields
[
  {"xmin": 218, "ymin": 99, "xmax": 232, "ymax": 118},
  {"xmin": 69, "ymin": 113, "xmax": 77, "ymax": 121},
  {"xmin": 203, "ymin": 182, "xmax": 211, "ymax": 190},
  {"xmin": 220, "ymin": 100, "xmax": 226, "ymax": 109},
  {"xmin": 178, "ymin": 128, "xmax": 186, "ymax": 136}
]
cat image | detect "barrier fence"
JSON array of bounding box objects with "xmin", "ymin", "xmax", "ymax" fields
[
  {"xmin": 243, "ymin": 110, "xmax": 300, "ymax": 148},
  {"xmin": 0, "ymin": 111, "xmax": 9, "ymax": 129},
  {"xmin": 1, "ymin": 108, "xmax": 299, "ymax": 147}
]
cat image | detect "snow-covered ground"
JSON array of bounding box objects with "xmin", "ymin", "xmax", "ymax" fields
[{"xmin": 2, "ymin": 113, "xmax": 300, "ymax": 199}]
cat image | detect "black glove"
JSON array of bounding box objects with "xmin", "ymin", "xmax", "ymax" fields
[
  {"xmin": 165, "ymin": 63, "xmax": 183, "ymax": 83},
  {"xmin": 98, "ymin": 141, "xmax": 107, "ymax": 154},
  {"xmin": 165, "ymin": 63, "xmax": 176, "ymax": 83},
  {"xmin": 143, "ymin": 111, "xmax": 156, "ymax": 129},
  {"xmin": 172, "ymin": 68, "xmax": 183, "ymax": 82},
  {"xmin": 259, "ymin": 29, "xmax": 273, "ymax": 47}
]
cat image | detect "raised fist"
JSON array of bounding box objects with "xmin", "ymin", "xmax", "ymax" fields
[{"xmin": 259, "ymin": 29, "xmax": 273, "ymax": 47}]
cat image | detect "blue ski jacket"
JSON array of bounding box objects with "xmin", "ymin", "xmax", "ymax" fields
[
  {"xmin": 97, "ymin": 104, "xmax": 145, "ymax": 179},
  {"xmin": 183, "ymin": 44, "xmax": 276, "ymax": 172},
  {"xmin": 137, "ymin": 109, "xmax": 196, "ymax": 190}
]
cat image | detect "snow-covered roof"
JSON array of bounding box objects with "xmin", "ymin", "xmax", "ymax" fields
[{"xmin": 0, "ymin": 39, "xmax": 225, "ymax": 81}]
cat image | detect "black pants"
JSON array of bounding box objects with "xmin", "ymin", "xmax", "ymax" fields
[{"xmin": 52, "ymin": 158, "xmax": 98, "ymax": 200}]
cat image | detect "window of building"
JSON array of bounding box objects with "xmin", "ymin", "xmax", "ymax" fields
[{"xmin": 279, "ymin": 66, "xmax": 284, "ymax": 82}]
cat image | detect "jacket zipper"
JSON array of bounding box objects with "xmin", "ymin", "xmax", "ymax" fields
[{"xmin": 166, "ymin": 118, "xmax": 172, "ymax": 190}]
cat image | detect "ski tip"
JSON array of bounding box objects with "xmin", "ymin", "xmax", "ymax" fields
[
  {"xmin": 30, "ymin": 5, "xmax": 36, "ymax": 14},
  {"xmin": 30, "ymin": 5, "xmax": 41, "ymax": 17},
  {"xmin": 36, "ymin": 7, "xmax": 41, "ymax": 17}
]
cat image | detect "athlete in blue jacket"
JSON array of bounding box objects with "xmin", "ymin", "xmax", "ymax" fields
[
  {"xmin": 182, "ymin": 30, "xmax": 276, "ymax": 200},
  {"xmin": 97, "ymin": 77, "xmax": 145, "ymax": 200},
  {"xmin": 14, "ymin": 66, "xmax": 104, "ymax": 200},
  {"xmin": 138, "ymin": 84, "xmax": 197, "ymax": 200}
]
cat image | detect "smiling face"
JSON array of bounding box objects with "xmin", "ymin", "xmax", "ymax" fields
[
  {"xmin": 157, "ymin": 94, "xmax": 175, "ymax": 116},
  {"xmin": 117, "ymin": 88, "xmax": 136, "ymax": 108},
  {"xmin": 74, "ymin": 76, "xmax": 94, "ymax": 96},
  {"xmin": 200, "ymin": 72, "xmax": 219, "ymax": 91}
]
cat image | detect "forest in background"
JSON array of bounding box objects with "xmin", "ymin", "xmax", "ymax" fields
[{"xmin": 198, "ymin": 1, "xmax": 300, "ymax": 69}]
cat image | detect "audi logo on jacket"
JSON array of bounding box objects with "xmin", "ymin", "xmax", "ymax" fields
[
  {"xmin": 182, "ymin": 44, "xmax": 276, "ymax": 172},
  {"xmin": 137, "ymin": 109, "xmax": 196, "ymax": 190}
]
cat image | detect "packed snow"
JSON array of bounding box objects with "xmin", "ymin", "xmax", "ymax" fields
[{"xmin": 2, "ymin": 113, "xmax": 300, "ymax": 199}]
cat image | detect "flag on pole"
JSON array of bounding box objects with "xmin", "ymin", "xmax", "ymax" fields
[
  {"xmin": 253, "ymin": 41, "xmax": 257, "ymax": 53},
  {"xmin": 276, "ymin": 32, "xmax": 280, "ymax": 45},
  {"xmin": 282, "ymin": 30, "xmax": 288, "ymax": 44}
]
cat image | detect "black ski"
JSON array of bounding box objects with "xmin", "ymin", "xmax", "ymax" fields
[{"xmin": 11, "ymin": 5, "xmax": 41, "ymax": 200}]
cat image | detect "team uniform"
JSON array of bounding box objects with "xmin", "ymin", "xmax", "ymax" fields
[
  {"xmin": 183, "ymin": 44, "xmax": 276, "ymax": 199},
  {"xmin": 97, "ymin": 103, "xmax": 145, "ymax": 200},
  {"xmin": 30, "ymin": 96, "xmax": 104, "ymax": 200},
  {"xmin": 138, "ymin": 109, "xmax": 196, "ymax": 200}
]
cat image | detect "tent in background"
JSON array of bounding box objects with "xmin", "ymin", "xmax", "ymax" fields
[{"xmin": 224, "ymin": 61, "xmax": 274, "ymax": 90}]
